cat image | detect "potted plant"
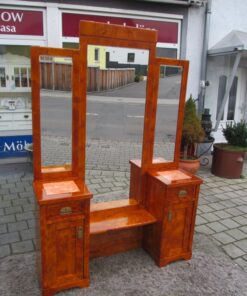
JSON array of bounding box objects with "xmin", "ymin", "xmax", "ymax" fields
[
  {"xmin": 211, "ymin": 121, "xmax": 247, "ymax": 178},
  {"xmin": 179, "ymin": 95, "xmax": 205, "ymax": 174}
]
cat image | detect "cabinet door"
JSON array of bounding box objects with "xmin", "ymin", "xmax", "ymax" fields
[
  {"xmin": 45, "ymin": 218, "xmax": 84, "ymax": 287},
  {"xmin": 161, "ymin": 202, "xmax": 194, "ymax": 258}
]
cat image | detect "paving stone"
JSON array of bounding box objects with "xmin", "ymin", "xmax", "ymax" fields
[
  {"xmin": 27, "ymin": 219, "xmax": 37, "ymax": 229},
  {"xmin": 239, "ymin": 226, "xmax": 247, "ymax": 234},
  {"xmin": 207, "ymin": 222, "xmax": 227, "ymax": 233},
  {"xmin": 234, "ymin": 258, "xmax": 247, "ymax": 271},
  {"xmin": 88, "ymin": 184, "xmax": 101, "ymax": 190},
  {"xmin": 0, "ymin": 245, "xmax": 11, "ymax": 258},
  {"xmin": 214, "ymin": 210, "xmax": 232, "ymax": 219},
  {"xmin": 208, "ymin": 202, "xmax": 225, "ymax": 211},
  {"xmin": 220, "ymin": 218, "xmax": 240, "ymax": 229},
  {"xmin": 225, "ymin": 207, "xmax": 245, "ymax": 217},
  {"xmin": 20, "ymin": 228, "xmax": 37, "ymax": 240},
  {"xmin": 19, "ymin": 192, "xmax": 33, "ymax": 198},
  {"xmin": 96, "ymin": 188, "xmax": 111, "ymax": 194},
  {"xmin": 90, "ymin": 178, "xmax": 104, "ymax": 184},
  {"xmin": 11, "ymin": 240, "xmax": 34, "ymax": 254},
  {"xmin": 0, "ymin": 232, "xmax": 19, "ymax": 245},
  {"xmin": 220, "ymin": 200, "xmax": 238, "ymax": 208},
  {"xmin": 0, "ymin": 224, "xmax": 7, "ymax": 234},
  {"xmin": 195, "ymin": 215, "xmax": 208, "ymax": 226},
  {"xmin": 0, "ymin": 208, "xmax": 4, "ymax": 216},
  {"xmin": 101, "ymin": 182, "xmax": 114, "ymax": 188},
  {"xmin": 199, "ymin": 205, "xmax": 214, "ymax": 213},
  {"xmin": 0, "ymin": 200, "xmax": 11, "ymax": 208},
  {"xmin": 226, "ymin": 229, "xmax": 247, "ymax": 240},
  {"xmin": 4, "ymin": 206, "xmax": 23, "ymax": 215},
  {"xmin": 8, "ymin": 221, "xmax": 28, "ymax": 232},
  {"xmin": 16, "ymin": 211, "xmax": 35, "ymax": 221},
  {"xmin": 222, "ymin": 243, "xmax": 246, "ymax": 259},
  {"xmin": 234, "ymin": 239, "xmax": 247, "ymax": 252},
  {"xmin": 1, "ymin": 183, "xmax": 13, "ymax": 189},
  {"xmin": 195, "ymin": 225, "xmax": 215, "ymax": 235},
  {"xmin": 200, "ymin": 212, "xmax": 220, "ymax": 222},
  {"xmin": 236, "ymin": 205, "xmax": 247, "ymax": 213},
  {"xmin": 0, "ymin": 214, "xmax": 16, "ymax": 224},
  {"xmin": 12, "ymin": 198, "xmax": 29, "ymax": 206},
  {"xmin": 232, "ymin": 216, "xmax": 247, "ymax": 226},
  {"xmin": 212, "ymin": 232, "xmax": 235, "ymax": 245},
  {"xmin": 22, "ymin": 204, "xmax": 36, "ymax": 212},
  {"xmin": 0, "ymin": 188, "xmax": 10, "ymax": 195}
]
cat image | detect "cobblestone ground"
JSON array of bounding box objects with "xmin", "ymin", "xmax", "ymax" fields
[{"xmin": 0, "ymin": 139, "xmax": 247, "ymax": 274}]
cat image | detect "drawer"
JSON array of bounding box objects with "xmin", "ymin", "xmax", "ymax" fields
[
  {"xmin": 14, "ymin": 112, "xmax": 32, "ymax": 121},
  {"xmin": 168, "ymin": 186, "xmax": 196, "ymax": 202},
  {"xmin": 46, "ymin": 202, "xmax": 84, "ymax": 219},
  {"xmin": 0, "ymin": 113, "xmax": 13, "ymax": 120}
]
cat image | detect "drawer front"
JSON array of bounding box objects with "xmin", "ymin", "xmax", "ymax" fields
[
  {"xmin": 0, "ymin": 112, "xmax": 13, "ymax": 120},
  {"xmin": 168, "ymin": 186, "xmax": 196, "ymax": 203},
  {"xmin": 14, "ymin": 112, "xmax": 32, "ymax": 121},
  {"xmin": 46, "ymin": 202, "xmax": 84, "ymax": 219}
]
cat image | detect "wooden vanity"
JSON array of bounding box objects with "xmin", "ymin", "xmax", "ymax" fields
[{"xmin": 31, "ymin": 21, "xmax": 202, "ymax": 296}]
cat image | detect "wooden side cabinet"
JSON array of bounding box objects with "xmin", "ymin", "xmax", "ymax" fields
[
  {"xmin": 34, "ymin": 180, "xmax": 92, "ymax": 296},
  {"xmin": 45, "ymin": 218, "xmax": 85, "ymax": 288},
  {"xmin": 144, "ymin": 170, "xmax": 202, "ymax": 267}
]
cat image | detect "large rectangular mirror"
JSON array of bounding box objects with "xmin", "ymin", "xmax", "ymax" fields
[
  {"xmin": 86, "ymin": 45, "xmax": 149, "ymax": 203},
  {"xmin": 152, "ymin": 65, "xmax": 182, "ymax": 164},
  {"xmin": 39, "ymin": 55, "xmax": 72, "ymax": 172}
]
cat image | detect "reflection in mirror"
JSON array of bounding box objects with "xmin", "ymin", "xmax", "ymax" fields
[
  {"xmin": 153, "ymin": 65, "xmax": 182, "ymax": 163},
  {"xmin": 86, "ymin": 46, "xmax": 149, "ymax": 203},
  {"xmin": 40, "ymin": 55, "xmax": 72, "ymax": 172}
]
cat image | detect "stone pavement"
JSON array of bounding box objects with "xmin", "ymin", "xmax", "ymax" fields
[{"xmin": 0, "ymin": 155, "xmax": 247, "ymax": 274}]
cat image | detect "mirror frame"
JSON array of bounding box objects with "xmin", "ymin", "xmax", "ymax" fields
[
  {"xmin": 148, "ymin": 57, "xmax": 189, "ymax": 171},
  {"xmin": 31, "ymin": 47, "xmax": 82, "ymax": 181}
]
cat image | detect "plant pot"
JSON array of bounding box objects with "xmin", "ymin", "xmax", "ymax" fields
[
  {"xmin": 179, "ymin": 158, "xmax": 200, "ymax": 174},
  {"xmin": 211, "ymin": 144, "xmax": 245, "ymax": 179}
]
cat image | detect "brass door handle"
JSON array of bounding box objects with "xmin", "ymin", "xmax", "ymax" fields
[{"xmin": 77, "ymin": 226, "xmax": 83, "ymax": 239}]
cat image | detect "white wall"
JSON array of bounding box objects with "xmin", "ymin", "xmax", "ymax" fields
[
  {"xmin": 185, "ymin": 5, "xmax": 205, "ymax": 100},
  {"xmin": 209, "ymin": 0, "xmax": 247, "ymax": 49},
  {"xmin": 106, "ymin": 47, "xmax": 149, "ymax": 65}
]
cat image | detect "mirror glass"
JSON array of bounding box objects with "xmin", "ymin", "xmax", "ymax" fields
[
  {"xmin": 153, "ymin": 65, "xmax": 182, "ymax": 163},
  {"xmin": 40, "ymin": 55, "xmax": 72, "ymax": 171},
  {"xmin": 86, "ymin": 46, "xmax": 149, "ymax": 203}
]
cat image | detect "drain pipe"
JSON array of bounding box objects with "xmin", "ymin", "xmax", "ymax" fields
[{"xmin": 198, "ymin": 0, "xmax": 212, "ymax": 114}]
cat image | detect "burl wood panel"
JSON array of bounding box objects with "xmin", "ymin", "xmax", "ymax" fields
[
  {"xmin": 90, "ymin": 227, "xmax": 144, "ymax": 259},
  {"xmin": 144, "ymin": 170, "xmax": 202, "ymax": 267}
]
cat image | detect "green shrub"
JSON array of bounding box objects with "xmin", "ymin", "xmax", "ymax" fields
[
  {"xmin": 223, "ymin": 121, "xmax": 247, "ymax": 148},
  {"xmin": 181, "ymin": 95, "xmax": 205, "ymax": 158}
]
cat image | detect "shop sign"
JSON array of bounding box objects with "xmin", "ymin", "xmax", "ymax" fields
[
  {"xmin": 0, "ymin": 135, "xmax": 32, "ymax": 158},
  {"xmin": 0, "ymin": 9, "xmax": 43, "ymax": 36},
  {"xmin": 62, "ymin": 13, "xmax": 178, "ymax": 44}
]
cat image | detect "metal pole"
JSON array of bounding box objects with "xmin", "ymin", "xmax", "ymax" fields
[
  {"xmin": 198, "ymin": 0, "xmax": 212, "ymax": 114},
  {"xmin": 213, "ymin": 51, "xmax": 242, "ymax": 131}
]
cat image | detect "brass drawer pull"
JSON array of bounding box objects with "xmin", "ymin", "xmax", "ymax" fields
[
  {"xmin": 77, "ymin": 226, "xmax": 83, "ymax": 239},
  {"xmin": 178, "ymin": 190, "xmax": 187, "ymax": 197},
  {"xmin": 60, "ymin": 206, "xmax": 72, "ymax": 215}
]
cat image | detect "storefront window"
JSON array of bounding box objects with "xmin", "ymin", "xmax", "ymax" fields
[{"xmin": 0, "ymin": 45, "xmax": 32, "ymax": 135}]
